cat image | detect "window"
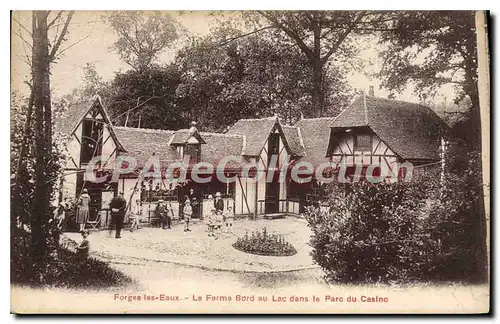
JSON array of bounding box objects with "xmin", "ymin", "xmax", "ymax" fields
[
  {"xmin": 81, "ymin": 119, "xmax": 103, "ymax": 165},
  {"xmin": 354, "ymin": 134, "xmax": 371, "ymax": 151}
]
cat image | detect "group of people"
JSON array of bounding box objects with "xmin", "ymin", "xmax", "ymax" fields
[
  {"xmin": 154, "ymin": 199, "xmax": 175, "ymax": 230},
  {"xmin": 53, "ymin": 188, "xmax": 91, "ymax": 233},
  {"xmin": 205, "ymin": 192, "xmax": 234, "ymax": 238},
  {"xmin": 58, "ymin": 187, "xmax": 236, "ymax": 240},
  {"xmin": 152, "ymin": 190, "xmax": 235, "ymax": 236}
]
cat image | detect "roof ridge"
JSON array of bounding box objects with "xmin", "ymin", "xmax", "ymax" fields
[
  {"xmin": 114, "ymin": 126, "xmax": 176, "ymax": 134},
  {"xmin": 200, "ymin": 132, "xmax": 244, "ymax": 139},
  {"xmin": 367, "ymin": 95, "xmax": 426, "ymax": 107},
  {"xmin": 237, "ymin": 116, "xmax": 276, "ymax": 121},
  {"xmin": 299, "ymin": 116, "xmax": 334, "ymax": 121}
]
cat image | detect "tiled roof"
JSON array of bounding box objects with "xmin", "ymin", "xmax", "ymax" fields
[
  {"xmin": 294, "ymin": 117, "xmax": 334, "ymax": 166},
  {"xmin": 226, "ymin": 117, "xmax": 278, "ymax": 156},
  {"xmin": 199, "ymin": 132, "xmax": 245, "ymax": 169},
  {"xmin": 282, "ymin": 126, "xmax": 306, "ymax": 157},
  {"xmin": 330, "ymin": 96, "xmax": 448, "ymax": 160},
  {"xmin": 113, "ymin": 127, "xmax": 179, "ymax": 168},
  {"xmin": 54, "ymin": 100, "xmax": 93, "ymax": 137},
  {"xmin": 54, "ymin": 95, "xmax": 124, "ymax": 150},
  {"xmin": 114, "ymin": 127, "xmax": 245, "ymax": 170}
]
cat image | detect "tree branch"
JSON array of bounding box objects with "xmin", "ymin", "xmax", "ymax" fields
[
  {"xmin": 320, "ymin": 12, "xmax": 366, "ymax": 66},
  {"xmin": 258, "ymin": 11, "xmax": 313, "ymax": 61},
  {"xmin": 55, "ymin": 34, "xmax": 91, "ymax": 58},
  {"xmin": 217, "ymin": 25, "xmax": 274, "ymax": 47},
  {"xmin": 47, "ymin": 11, "xmax": 64, "ymax": 28},
  {"xmin": 12, "ymin": 17, "xmax": 32, "ymax": 36},
  {"xmin": 48, "ymin": 11, "xmax": 74, "ymax": 62}
]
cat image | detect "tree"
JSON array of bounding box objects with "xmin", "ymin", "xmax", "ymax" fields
[
  {"xmin": 175, "ymin": 26, "xmax": 353, "ymax": 131},
  {"xmin": 104, "ymin": 64, "xmax": 184, "ymax": 129},
  {"xmin": 12, "ymin": 10, "xmax": 75, "ymax": 284},
  {"xmin": 243, "ymin": 11, "xmax": 394, "ymax": 117},
  {"xmin": 104, "ymin": 11, "xmax": 181, "ymax": 71},
  {"xmin": 378, "ymin": 11, "xmax": 480, "ymax": 147}
]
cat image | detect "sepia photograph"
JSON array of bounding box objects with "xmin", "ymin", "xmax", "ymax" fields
[{"xmin": 9, "ymin": 9, "xmax": 490, "ymax": 314}]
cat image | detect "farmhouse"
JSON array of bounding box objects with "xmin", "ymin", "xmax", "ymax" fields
[{"xmin": 54, "ymin": 93, "xmax": 447, "ymax": 227}]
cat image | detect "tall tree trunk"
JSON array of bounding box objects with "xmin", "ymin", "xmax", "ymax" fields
[
  {"xmin": 31, "ymin": 11, "xmax": 51, "ymax": 282},
  {"xmin": 311, "ymin": 24, "xmax": 324, "ymax": 118}
]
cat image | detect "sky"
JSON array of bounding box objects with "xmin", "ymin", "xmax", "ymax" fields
[{"xmin": 11, "ymin": 11, "xmax": 455, "ymax": 106}]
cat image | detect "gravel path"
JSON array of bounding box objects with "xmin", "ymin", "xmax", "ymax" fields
[{"xmin": 64, "ymin": 217, "xmax": 318, "ymax": 272}]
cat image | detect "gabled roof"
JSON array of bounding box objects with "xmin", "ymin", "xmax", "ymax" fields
[
  {"xmin": 282, "ymin": 126, "xmax": 306, "ymax": 157},
  {"xmin": 53, "ymin": 101, "xmax": 89, "ymax": 136},
  {"xmin": 169, "ymin": 126, "xmax": 206, "ymax": 145},
  {"xmin": 54, "ymin": 95, "xmax": 125, "ymax": 150},
  {"xmin": 225, "ymin": 117, "xmax": 279, "ymax": 156},
  {"xmin": 294, "ymin": 117, "xmax": 334, "ymax": 166},
  {"xmin": 330, "ymin": 96, "xmax": 448, "ymax": 160},
  {"xmin": 113, "ymin": 127, "xmax": 179, "ymax": 168}
]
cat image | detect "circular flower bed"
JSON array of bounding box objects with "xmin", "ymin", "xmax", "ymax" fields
[{"xmin": 232, "ymin": 227, "xmax": 297, "ymax": 256}]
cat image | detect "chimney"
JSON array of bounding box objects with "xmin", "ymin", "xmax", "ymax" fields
[{"xmin": 369, "ymin": 85, "xmax": 374, "ymax": 97}]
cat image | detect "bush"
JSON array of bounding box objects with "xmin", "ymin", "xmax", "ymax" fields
[
  {"xmin": 233, "ymin": 228, "xmax": 297, "ymax": 256},
  {"xmin": 305, "ymin": 165, "xmax": 485, "ymax": 284},
  {"xmin": 11, "ymin": 232, "xmax": 133, "ymax": 289},
  {"xmin": 305, "ymin": 181, "xmax": 428, "ymax": 284}
]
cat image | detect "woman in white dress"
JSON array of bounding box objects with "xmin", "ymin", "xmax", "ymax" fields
[{"xmin": 76, "ymin": 189, "xmax": 90, "ymax": 232}]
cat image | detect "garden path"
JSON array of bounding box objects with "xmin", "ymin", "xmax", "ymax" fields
[{"xmin": 64, "ymin": 217, "xmax": 317, "ymax": 272}]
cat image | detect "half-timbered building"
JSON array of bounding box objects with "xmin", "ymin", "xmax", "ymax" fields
[
  {"xmin": 326, "ymin": 95, "xmax": 448, "ymax": 179},
  {"xmin": 55, "ymin": 94, "xmax": 447, "ymax": 229}
]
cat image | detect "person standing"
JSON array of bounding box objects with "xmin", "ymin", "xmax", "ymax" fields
[
  {"xmin": 155, "ymin": 200, "xmax": 171, "ymax": 229},
  {"xmin": 129, "ymin": 198, "xmax": 142, "ymax": 232},
  {"xmin": 214, "ymin": 192, "xmax": 224, "ymax": 213},
  {"xmin": 76, "ymin": 189, "xmax": 90, "ymax": 232},
  {"xmin": 109, "ymin": 193, "xmax": 127, "ymax": 238},
  {"xmin": 208, "ymin": 208, "xmax": 216, "ymax": 237},
  {"xmin": 205, "ymin": 194, "xmax": 214, "ymax": 232},
  {"xmin": 183, "ymin": 198, "xmax": 192, "ymax": 232},
  {"xmin": 165, "ymin": 202, "xmax": 173, "ymax": 229},
  {"xmin": 54, "ymin": 197, "xmax": 69, "ymax": 230},
  {"xmin": 188, "ymin": 188, "xmax": 200, "ymax": 219},
  {"xmin": 224, "ymin": 205, "xmax": 234, "ymax": 233}
]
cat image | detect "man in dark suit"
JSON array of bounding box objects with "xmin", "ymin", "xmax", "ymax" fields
[
  {"xmin": 215, "ymin": 191, "xmax": 224, "ymax": 213},
  {"xmin": 109, "ymin": 193, "xmax": 127, "ymax": 238}
]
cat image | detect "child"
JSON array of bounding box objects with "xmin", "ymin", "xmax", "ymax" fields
[
  {"xmin": 76, "ymin": 230, "xmax": 90, "ymax": 259},
  {"xmin": 208, "ymin": 208, "xmax": 216, "ymax": 237},
  {"xmin": 129, "ymin": 198, "xmax": 142, "ymax": 232},
  {"xmin": 224, "ymin": 205, "xmax": 234, "ymax": 233},
  {"xmin": 215, "ymin": 209, "xmax": 224, "ymax": 235},
  {"xmin": 183, "ymin": 199, "xmax": 192, "ymax": 232},
  {"xmin": 205, "ymin": 195, "xmax": 214, "ymax": 232}
]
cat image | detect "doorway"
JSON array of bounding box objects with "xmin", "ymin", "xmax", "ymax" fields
[{"xmin": 265, "ymin": 133, "xmax": 281, "ymax": 214}]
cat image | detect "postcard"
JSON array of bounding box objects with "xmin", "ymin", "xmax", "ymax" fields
[{"xmin": 10, "ymin": 10, "xmax": 490, "ymax": 314}]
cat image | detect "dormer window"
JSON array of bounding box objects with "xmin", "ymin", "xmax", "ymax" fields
[{"xmin": 170, "ymin": 121, "xmax": 205, "ymax": 164}]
